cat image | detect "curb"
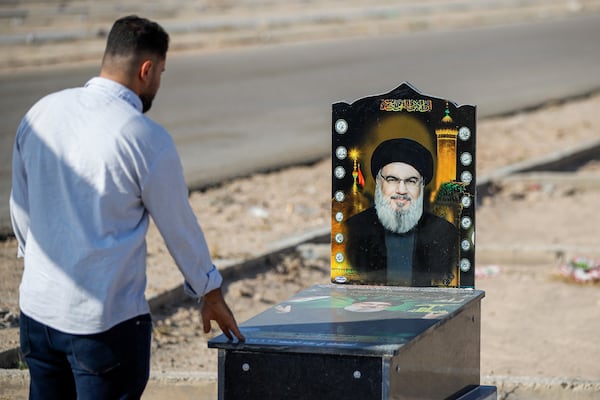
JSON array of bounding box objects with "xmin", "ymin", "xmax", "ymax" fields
[
  {"xmin": 4, "ymin": 369, "xmax": 600, "ymax": 399},
  {"xmin": 3, "ymin": 1, "xmax": 600, "ymax": 71},
  {"xmin": 476, "ymin": 137, "xmax": 600, "ymax": 202},
  {"xmin": 0, "ymin": 1, "xmax": 579, "ymax": 46},
  {"xmin": 149, "ymin": 226, "xmax": 330, "ymax": 311}
]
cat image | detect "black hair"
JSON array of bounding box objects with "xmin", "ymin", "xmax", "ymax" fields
[{"xmin": 104, "ymin": 15, "xmax": 169, "ymax": 60}]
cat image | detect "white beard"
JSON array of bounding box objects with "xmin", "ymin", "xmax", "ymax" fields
[{"xmin": 374, "ymin": 182, "xmax": 424, "ymax": 234}]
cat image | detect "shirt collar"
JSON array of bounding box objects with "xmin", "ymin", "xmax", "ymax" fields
[{"xmin": 85, "ymin": 77, "xmax": 143, "ymax": 112}]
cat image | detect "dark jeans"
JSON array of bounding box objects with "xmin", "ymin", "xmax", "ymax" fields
[{"xmin": 19, "ymin": 312, "xmax": 152, "ymax": 400}]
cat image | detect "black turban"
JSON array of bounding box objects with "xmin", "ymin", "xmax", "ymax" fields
[{"xmin": 370, "ymin": 138, "xmax": 434, "ymax": 184}]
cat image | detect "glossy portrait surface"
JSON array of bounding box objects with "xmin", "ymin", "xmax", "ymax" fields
[{"xmin": 330, "ymin": 83, "xmax": 476, "ymax": 288}]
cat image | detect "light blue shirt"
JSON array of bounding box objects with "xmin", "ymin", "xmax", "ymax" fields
[{"xmin": 10, "ymin": 77, "xmax": 222, "ymax": 334}]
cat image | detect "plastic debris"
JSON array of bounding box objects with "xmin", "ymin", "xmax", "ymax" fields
[{"xmin": 559, "ymin": 257, "xmax": 600, "ymax": 284}]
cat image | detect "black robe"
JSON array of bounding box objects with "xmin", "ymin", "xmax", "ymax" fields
[{"xmin": 344, "ymin": 207, "xmax": 459, "ymax": 286}]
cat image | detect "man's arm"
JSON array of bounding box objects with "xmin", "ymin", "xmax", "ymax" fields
[{"xmin": 141, "ymin": 138, "xmax": 244, "ymax": 341}]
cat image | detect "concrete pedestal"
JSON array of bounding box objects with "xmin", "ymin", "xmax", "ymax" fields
[{"xmin": 209, "ymin": 284, "xmax": 494, "ymax": 399}]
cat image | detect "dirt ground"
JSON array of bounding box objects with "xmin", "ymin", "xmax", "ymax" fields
[{"xmin": 2, "ymin": 90, "xmax": 600, "ymax": 399}]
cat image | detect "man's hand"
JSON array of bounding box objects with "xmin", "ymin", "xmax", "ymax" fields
[{"xmin": 201, "ymin": 287, "xmax": 245, "ymax": 342}]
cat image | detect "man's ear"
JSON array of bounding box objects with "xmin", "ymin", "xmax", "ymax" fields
[{"xmin": 139, "ymin": 60, "xmax": 153, "ymax": 83}]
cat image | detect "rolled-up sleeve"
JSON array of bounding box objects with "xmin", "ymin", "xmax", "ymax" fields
[{"xmin": 141, "ymin": 141, "xmax": 222, "ymax": 298}]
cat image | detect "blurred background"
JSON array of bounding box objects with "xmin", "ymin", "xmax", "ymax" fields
[{"xmin": 2, "ymin": 0, "xmax": 600, "ymax": 235}]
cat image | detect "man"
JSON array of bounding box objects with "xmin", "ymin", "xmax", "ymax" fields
[
  {"xmin": 345, "ymin": 138, "xmax": 458, "ymax": 286},
  {"xmin": 10, "ymin": 15, "xmax": 244, "ymax": 399}
]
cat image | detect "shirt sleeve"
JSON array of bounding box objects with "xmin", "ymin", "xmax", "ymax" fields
[
  {"xmin": 9, "ymin": 122, "xmax": 30, "ymax": 258},
  {"xmin": 140, "ymin": 141, "xmax": 222, "ymax": 298}
]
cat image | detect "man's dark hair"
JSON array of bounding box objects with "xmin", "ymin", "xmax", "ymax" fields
[{"xmin": 104, "ymin": 15, "xmax": 169, "ymax": 60}]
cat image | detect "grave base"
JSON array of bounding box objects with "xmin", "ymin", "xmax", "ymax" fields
[{"xmin": 209, "ymin": 284, "xmax": 495, "ymax": 399}]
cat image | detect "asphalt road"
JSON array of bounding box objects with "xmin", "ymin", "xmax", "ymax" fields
[{"xmin": 1, "ymin": 14, "xmax": 600, "ymax": 234}]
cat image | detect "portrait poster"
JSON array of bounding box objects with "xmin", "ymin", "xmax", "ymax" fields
[{"xmin": 330, "ymin": 82, "xmax": 476, "ymax": 288}]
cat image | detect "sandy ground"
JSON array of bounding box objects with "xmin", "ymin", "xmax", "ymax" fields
[{"xmin": 1, "ymin": 90, "xmax": 600, "ymax": 399}]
